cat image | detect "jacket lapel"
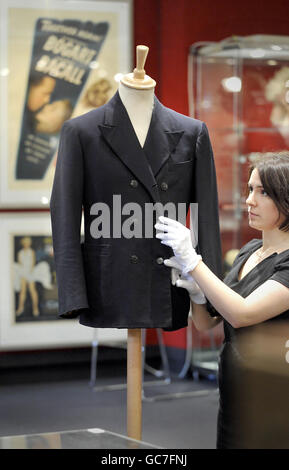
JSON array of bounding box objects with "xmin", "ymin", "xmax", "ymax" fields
[
  {"xmin": 143, "ymin": 97, "xmax": 184, "ymax": 176},
  {"xmin": 99, "ymin": 92, "xmax": 184, "ymax": 202}
]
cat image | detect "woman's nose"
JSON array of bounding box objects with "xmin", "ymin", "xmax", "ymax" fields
[{"xmin": 246, "ymin": 192, "xmax": 256, "ymax": 206}]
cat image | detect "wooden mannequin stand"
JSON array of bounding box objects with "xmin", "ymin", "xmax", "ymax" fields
[
  {"xmin": 121, "ymin": 45, "xmax": 156, "ymax": 441},
  {"xmin": 127, "ymin": 329, "xmax": 142, "ymax": 440}
]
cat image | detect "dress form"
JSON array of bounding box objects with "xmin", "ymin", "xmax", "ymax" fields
[
  {"xmin": 120, "ymin": 45, "xmax": 156, "ymax": 442},
  {"xmin": 118, "ymin": 81, "xmax": 154, "ymax": 148}
]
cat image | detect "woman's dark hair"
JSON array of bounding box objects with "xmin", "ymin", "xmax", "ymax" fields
[{"xmin": 248, "ymin": 151, "xmax": 289, "ymax": 232}]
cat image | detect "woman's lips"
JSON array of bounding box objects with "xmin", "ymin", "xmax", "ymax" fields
[{"xmin": 249, "ymin": 212, "xmax": 258, "ymax": 217}]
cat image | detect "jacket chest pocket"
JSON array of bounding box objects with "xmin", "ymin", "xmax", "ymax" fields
[
  {"xmin": 168, "ymin": 158, "xmax": 194, "ymax": 171},
  {"xmin": 166, "ymin": 159, "xmax": 194, "ymax": 189},
  {"xmin": 82, "ymin": 244, "xmax": 112, "ymax": 307}
]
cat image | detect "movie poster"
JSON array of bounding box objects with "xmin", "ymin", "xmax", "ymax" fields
[
  {"xmin": 0, "ymin": 1, "xmax": 131, "ymax": 206},
  {"xmin": 15, "ymin": 18, "xmax": 109, "ymax": 180},
  {"xmin": 0, "ymin": 213, "xmax": 128, "ymax": 349}
]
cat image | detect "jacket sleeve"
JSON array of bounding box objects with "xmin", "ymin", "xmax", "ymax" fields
[
  {"xmin": 194, "ymin": 122, "xmax": 223, "ymax": 316},
  {"xmin": 50, "ymin": 122, "xmax": 89, "ymax": 317}
]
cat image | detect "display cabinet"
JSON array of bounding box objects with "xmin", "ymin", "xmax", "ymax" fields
[{"xmin": 189, "ymin": 35, "xmax": 289, "ymax": 257}]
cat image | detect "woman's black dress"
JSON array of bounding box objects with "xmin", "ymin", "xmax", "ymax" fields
[{"xmin": 217, "ymin": 239, "xmax": 289, "ymax": 449}]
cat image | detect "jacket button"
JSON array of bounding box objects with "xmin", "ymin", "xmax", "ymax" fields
[
  {"xmin": 130, "ymin": 179, "xmax": 138, "ymax": 188},
  {"xmin": 130, "ymin": 254, "xmax": 139, "ymax": 264},
  {"xmin": 160, "ymin": 182, "xmax": 168, "ymax": 191},
  {"xmin": 156, "ymin": 257, "xmax": 164, "ymax": 265}
]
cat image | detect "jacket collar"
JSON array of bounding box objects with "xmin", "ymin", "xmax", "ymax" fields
[{"xmin": 99, "ymin": 91, "xmax": 184, "ymax": 202}]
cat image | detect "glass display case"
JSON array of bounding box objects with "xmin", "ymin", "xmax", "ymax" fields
[
  {"xmin": 188, "ymin": 35, "xmax": 289, "ymax": 378},
  {"xmin": 189, "ymin": 35, "xmax": 289, "ymax": 257}
]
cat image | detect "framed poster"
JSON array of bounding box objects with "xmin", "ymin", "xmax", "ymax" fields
[
  {"xmin": 0, "ymin": 213, "xmax": 127, "ymax": 350},
  {"xmin": 0, "ymin": 0, "xmax": 132, "ymax": 207}
]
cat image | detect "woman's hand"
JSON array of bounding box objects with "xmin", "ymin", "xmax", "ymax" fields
[
  {"xmin": 155, "ymin": 216, "xmax": 202, "ymax": 274},
  {"xmin": 166, "ymin": 256, "xmax": 206, "ymax": 304}
]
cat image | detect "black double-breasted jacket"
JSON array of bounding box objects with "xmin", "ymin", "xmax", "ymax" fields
[{"xmin": 50, "ymin": 91, "xmax": 222, "ymax": 330}]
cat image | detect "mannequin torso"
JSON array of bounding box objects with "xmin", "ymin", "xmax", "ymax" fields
[{"xmin": 118, "ymin": 81, "xmax": 155, "ymax": 148}]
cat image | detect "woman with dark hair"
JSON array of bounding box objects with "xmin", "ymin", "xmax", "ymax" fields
[{"xmin": 155, "ymin": 151, "xmax": 289, "ymax": 449}]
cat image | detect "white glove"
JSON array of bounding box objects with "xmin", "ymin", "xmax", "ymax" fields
[
  {"xmin": 165, "ymin": 257, "xmax": 206, "ymax": 304},
  {"xmin": 155, "ymin": 216, "xmax": 202, "ymax": 274}
]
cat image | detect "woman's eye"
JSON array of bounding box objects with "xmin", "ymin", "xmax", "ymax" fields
[{"xmin": 261, "ymin": 189, "xmax": 268, "ymax": 196}]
